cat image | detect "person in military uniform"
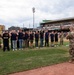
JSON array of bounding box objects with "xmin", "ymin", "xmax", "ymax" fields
[
  {"xmin": 2, "ymin": 30, "xmax": 10, "ymax": 52},
  {"xmin": 0, "ymin": 34, "xmax": 2, "ymax": 48},
  {"xmin": 66, "ymin": 26, "xmax": 74, "ymax": 63},
  {"xmin": 59, "ymin": 31, "xmax": 64, "ymax": 45}
]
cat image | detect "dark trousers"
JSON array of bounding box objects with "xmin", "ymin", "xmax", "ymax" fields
[
  {"xmin": 3, "ymin": 40, "xmax": 10, "ymax": 52},
  {"xmin": 45, "ymin": 39, "xmax": 49, "ymax": 47},
  {"xmin": 35, "ymin": 40, "xmax": 38, "ymax": 47}
]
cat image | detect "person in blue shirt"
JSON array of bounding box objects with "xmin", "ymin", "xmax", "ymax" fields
[
  {"xmin": 45, "ymin": 30, "xmax": 49, "ymax": 47},
  {"xmin": 18, "ymin": 29, "xmax": 24, "ymax": 50}
]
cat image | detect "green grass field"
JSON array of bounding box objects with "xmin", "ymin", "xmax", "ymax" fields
[{"xmin": 0, "ymin": 42, "xmax": 69, "ymax": 75}]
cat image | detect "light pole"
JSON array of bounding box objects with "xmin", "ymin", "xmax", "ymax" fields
[
  {"xmin": 23, "ymin": 24, "xmax": 24, "ymax": 28},
  {"xmin": 32, "ymin": 7, "xmax": 35, "ymax": 30},
  {"xmin": 29, "ymin": 24, "xmax": 30, "ymax": 31}
]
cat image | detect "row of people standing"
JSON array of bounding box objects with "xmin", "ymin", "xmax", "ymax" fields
[{"xmin": 1, "ymin": 29, "xmax": 64, "ymax": 52}]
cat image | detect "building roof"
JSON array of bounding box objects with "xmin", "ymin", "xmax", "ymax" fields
[{"xmin": 40, "ymin": 17, "xmax": 74, "ymax": 25}]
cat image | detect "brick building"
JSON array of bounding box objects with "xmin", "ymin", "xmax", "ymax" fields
[{"xmin": 0, "ymin": 25, "xmax": 5, "ymax": 34}]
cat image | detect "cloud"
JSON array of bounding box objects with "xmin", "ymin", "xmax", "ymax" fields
[{"xmin": 0, "ymin": 0, "xmax": 74, "ymax": 29}]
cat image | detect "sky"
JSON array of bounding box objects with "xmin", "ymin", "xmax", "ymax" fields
[{"xmin": 0, "ymin": 0, "xmax": 74, "ymax": 29}]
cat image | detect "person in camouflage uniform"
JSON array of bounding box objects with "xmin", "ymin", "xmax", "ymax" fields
[
  {"xmin": 0, "ymin": 34, "xmax": 2, "ymax": 48},
  {"xmin": 66, "ymin": 26, "xmax": 74, "ymax": 63},
  {"xmin": 59, "ymin": 31, "xmax": 64, "ymax": 45}
]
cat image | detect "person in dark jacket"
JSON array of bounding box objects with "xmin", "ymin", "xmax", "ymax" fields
[
  {"xmin": 18, "ymin": 29, "xmax": 23, "ymax": 50},
  {"xmin": 40, "ymin": 30, "xmax": 44, "ymax": 47},
  {"xmin": 29, "ymin": 31, "xmax": 34, "ymax": 48},
  {"xmin": 50, "ymin": 31, "xmax": 54, "ymax": 47},
  {"xmin": 2, "ymin": 30, "xmax": 10, "ymax": 52},
  {"xmin": 45, "ymin": 30, "xmax": 49, "ymax": 47},
  {"xmin": 54, "ymin": 31, "xmax": 58, "ymax": 47},
  {"xmin": 35, "ymin": 31, "xmax": 39, "ymax": 48},
  {"xmin": 10, "ymin": 30, "xmax": 18, "ymax": 51},
  {"xmin": 25, "ymin": 31, "xmax": 29, "ymax": 48},
  {"xmin": 10, "ymin": 30, "xmax": 14, "ymax": 49}
]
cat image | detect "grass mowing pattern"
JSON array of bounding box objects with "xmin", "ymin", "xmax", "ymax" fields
[{"xmin": 0, "ymin": 46, "xmax": 69, "ymax": 75}]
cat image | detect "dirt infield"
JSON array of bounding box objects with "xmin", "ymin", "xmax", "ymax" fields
[{"xmin": 10, "ymin": 62, "xmax": 74, "ymax": 75}]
